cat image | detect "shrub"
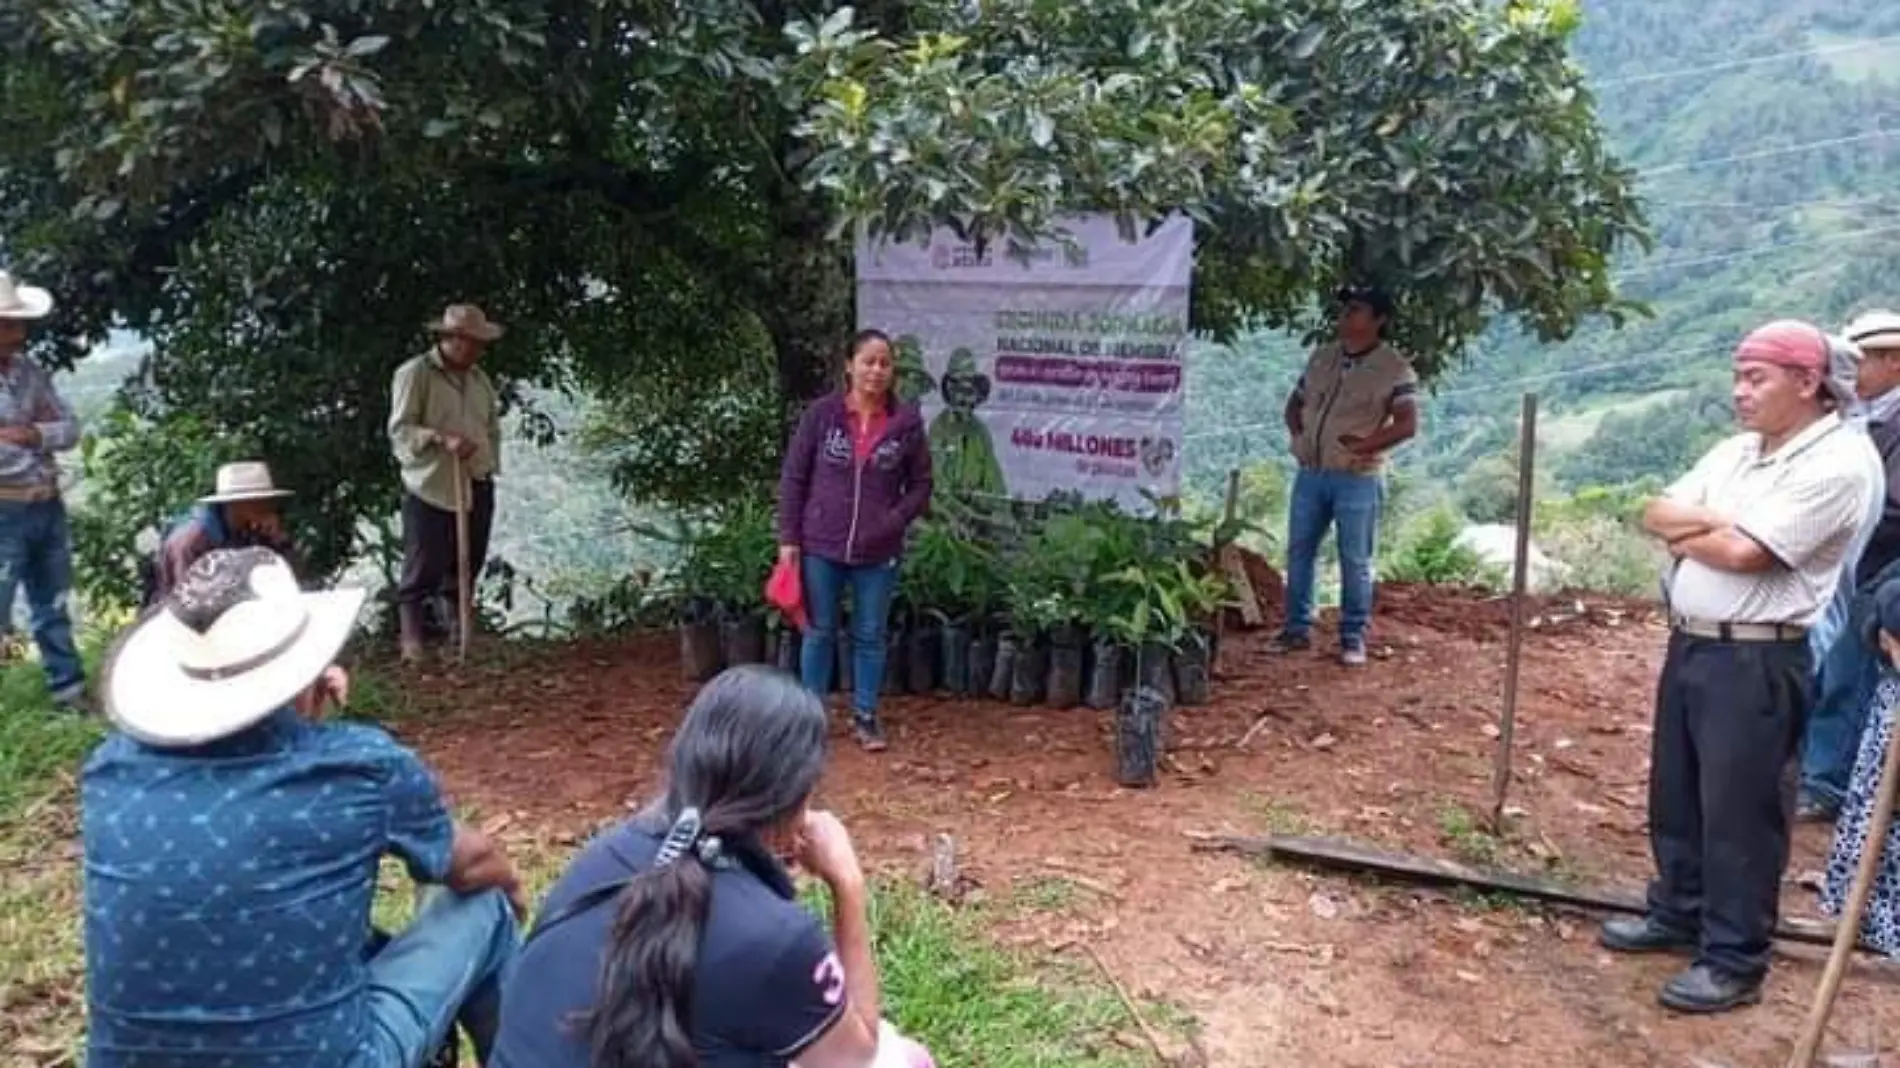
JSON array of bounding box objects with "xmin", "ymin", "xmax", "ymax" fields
[{"xmin": 1380, "ymin": 505, "xmax": 1498, "ymax": 586}]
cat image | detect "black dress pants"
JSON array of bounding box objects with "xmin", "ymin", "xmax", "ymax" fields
[
  {"xmin": 397, "ymin": 482, "xmax": 495, "ymax": 615},
  {"xmin": 1645, "ymin": 630, "xmax": 1810, "ymax": 981}
]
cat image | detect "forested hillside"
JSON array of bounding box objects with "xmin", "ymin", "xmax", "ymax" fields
[{"xmin": 1185, "ymin": 0, "xmax": 1900, "ymax": 507}]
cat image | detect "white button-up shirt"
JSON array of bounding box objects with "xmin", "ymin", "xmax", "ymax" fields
[{"xmin": 1665, "ymin": 412, "xmax": 1880, "ymax": 626}]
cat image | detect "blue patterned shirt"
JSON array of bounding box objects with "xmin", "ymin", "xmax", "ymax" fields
[{"xmin": 81, "ymin": 710, "xmax": 456, "ymax": 1067}]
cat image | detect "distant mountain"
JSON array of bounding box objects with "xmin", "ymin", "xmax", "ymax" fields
[{"xmin": 1186, "ymin": 0, "xmax": 1900, "ymax": 499}]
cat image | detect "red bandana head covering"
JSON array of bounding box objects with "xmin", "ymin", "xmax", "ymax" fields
[{"xmin": 1733, "ymin": 319, "xmax": 1828, "ymax": 373}]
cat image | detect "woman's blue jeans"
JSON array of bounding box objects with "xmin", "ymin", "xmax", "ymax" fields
[{"xmin": 799, "ymin": 555, "xmax": 899, "ymax": 726}]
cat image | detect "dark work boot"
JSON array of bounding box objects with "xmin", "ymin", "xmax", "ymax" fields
[
  {"xmin": 398, "ymin": 603, "xmax": 427, "ymax": 664},
  {"xmin": 1600, "ymin": 915, "xmax": 1696, "ymax": 955},
  {"xmin": 1658, "ymin": 964, "xmax": 1762, "ymax": 1014}
]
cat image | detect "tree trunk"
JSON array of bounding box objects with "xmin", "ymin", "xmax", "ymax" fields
[{"xmin": 760, "ymin": 208, "xmax": 853, "ymax": 432}]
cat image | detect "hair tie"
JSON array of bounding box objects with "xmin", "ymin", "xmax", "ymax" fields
[
  {"xmin": 654, "ymin": 807, "xmax": 704, "ymax": 868},
  {"xmin": 694, "ymin": 835, "xmax": 728, "ymax": 868}
]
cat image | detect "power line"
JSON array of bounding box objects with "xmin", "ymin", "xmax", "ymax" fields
[
  {"xmin": 1432, "ymin": 351, "xmax": 1716, "ymax": 398},
  {"xmin": 1642, "ymin": 130, "xmax": 1894, "ymax": 177},
  {"xmin": 1594, "ymin": 34, "xmax": 1900, "ymax": 87},
  {"xmin": 1617, "ymin": 222, "xmax": 1900, "ymax": 277},
  {"xmin": 1648, "ymin": 194, "xmax": 1894, "ymax": 212},
  {"xmin": 1183, "ymin": 343, "xmax": 1740, "ymax": 443}
]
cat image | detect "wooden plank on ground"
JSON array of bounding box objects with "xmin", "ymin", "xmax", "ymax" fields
[{"xmin": 1190, "ymin": 832, "xmax": 1852, "ymax": 951}]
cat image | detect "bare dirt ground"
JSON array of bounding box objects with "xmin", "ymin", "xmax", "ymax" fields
[{"xmin": 393, "ymin": 584, "xmax": 1900, "ymax": 1068}]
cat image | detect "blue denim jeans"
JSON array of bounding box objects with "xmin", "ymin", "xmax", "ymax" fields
[
  {"xmin": 800, "ymin": 555, "xmax": 899, "ymax": 725},
  {"xmin": 1282, "ymin": 468, "xmax": 1384, "ymax": 645},
  {"xmin": 1801, "ymin": 586, "xmax": 1885, "ymax": 812},
  {"xmin": 354, "ymin": 888, "xmax": 520, "ymax": 1068},
  {"xmin": 1809, "ymin": 567, "xmax": 1853, "ymax": 665},
  {"xmin": 0, "ymin": 497, "xmax": 84, "ymax": 701}
]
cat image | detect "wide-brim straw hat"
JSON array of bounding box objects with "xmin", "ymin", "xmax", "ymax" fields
[
  {"xmin": 104, "ymin": 549, "xmax": 365, "ymax": 748},
  {"xmin": 427, "ymin": 303, "xmax": 504, "ymax": 342},
  {"xmin": 0, "ymin": 271, "xmax": 54, "ymax": 321},
  {"xmin": 199, "ymin": 461, "xmax": 294, "ymax": 505}
]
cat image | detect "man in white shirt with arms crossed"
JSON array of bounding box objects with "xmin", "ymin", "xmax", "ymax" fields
[{"xmin": 1602, "ymin": 320, "xmax": 1878, "ymax": 1013}]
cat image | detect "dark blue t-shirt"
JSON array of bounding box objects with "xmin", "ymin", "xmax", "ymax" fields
[
  {"xmin": 80, "ymin": 710, "xmax": 455, "ymax": 1067},
  {"xmin": 490, "ymin": 819, "xmax": 846, "ymax": 1068}
]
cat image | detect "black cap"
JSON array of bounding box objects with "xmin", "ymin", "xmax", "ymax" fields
[{"xmin": 1335, "ymin": 284, "xmax": 1394, "ymax": 319}]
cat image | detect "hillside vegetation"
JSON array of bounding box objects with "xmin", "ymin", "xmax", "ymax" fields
[{"xmin": 1186, "ymin": 0, "xmax": 1899, "ymax": 592}]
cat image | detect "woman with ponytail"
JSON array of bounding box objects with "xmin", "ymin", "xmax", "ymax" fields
[{"xmin": 488, "ymin": 666, "xmax": 933, "ymax": 1068}]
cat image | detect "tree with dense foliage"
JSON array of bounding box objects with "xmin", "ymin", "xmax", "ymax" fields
[{"xmin": 0, "ymin": 0, "xmax": 1646, "ymax": 595}]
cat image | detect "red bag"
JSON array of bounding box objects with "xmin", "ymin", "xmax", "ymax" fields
[{"xmin": 765, "ymin": 558, "xmax": 809, "ymax": 632}]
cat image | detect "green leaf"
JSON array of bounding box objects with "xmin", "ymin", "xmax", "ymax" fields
[
  {"xmin": 1289, "ymin": 25, "xmax": 1326, "ymax": 61},
  {"xmin": 1028, "ymin": 111, "xmax": 1054, "ymax": 149},
  {"xmin": 345, "ymin": 35, "xmax": 390, "ymax": 58},
  {"xmin": 818, "ymin": 7, "xmax": 855, "ymax": 41}
]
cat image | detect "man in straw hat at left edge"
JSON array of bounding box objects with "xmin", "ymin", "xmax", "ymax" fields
[
  {"xmin": 81, "ymin": 548, "xmax": 524, "ymax": 1066},
  {"xmin": 0, "ymin": 269, "xmax": 87, "ymax": 710}
]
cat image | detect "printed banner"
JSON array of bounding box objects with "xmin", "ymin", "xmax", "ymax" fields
[{"xmin": 855, "ymin": 214, "xmax": 1193, "ymax": 510}]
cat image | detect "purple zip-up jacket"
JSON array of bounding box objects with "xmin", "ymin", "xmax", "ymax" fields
[{"xmin": 778, "ymin": 391, "xmax": 934, "ymax": 566}]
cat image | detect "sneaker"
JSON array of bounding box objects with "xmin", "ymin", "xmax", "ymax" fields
[
  {"xmin": 1268, "ymin": 632, "xmax": 1312, "ymax": 654},
  {"xmin": 1339, "ymin": 640, "xmax": 1368, "ymax": 667},
  {"xmin": 853, "ymin": 718, "xmax": 889, "ymax": 752}
]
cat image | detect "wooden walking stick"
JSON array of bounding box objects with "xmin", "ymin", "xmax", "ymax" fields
[
  {"xmin": 452, "ymin": 453, "xmax": 472, "ymax": 666},
  {"xmin": 1788, "ymin": 645, "xmax": 1900, "ymax": 1067}
]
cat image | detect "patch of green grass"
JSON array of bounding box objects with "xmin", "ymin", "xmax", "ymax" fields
[
  {"xmin": 340, "ymin": 660, "xmax": 423, "ymax": 724},
  {"xmin": 861, "ymin": 882, "xmax": 1164, "ymax": 1067},
  {"xmin": 1435, "ymin": 800, "xmax": 1504, "ymax": 869},
  {"xmin": 0, "ymin": 806, "xmax": 86, "ymax": 1065},
  {"xmin": 1449, "ymin": 886, "xmax": 1534, "ymax": 914},
  {"xmin": 1240, "ymin": 791, "xmax": 1312, "ymax": 835},
  {"xmin": 0, "ymin": 634, "xmax": 110, "ymax": 825},
  {"xmin": 1008, "ymin": 874, "xmax": 1081, "ymax": 914}
]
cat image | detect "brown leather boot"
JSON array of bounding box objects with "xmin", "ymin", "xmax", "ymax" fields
[{"xmin": 397, "ymin": 603, "xmax": 426, "ymax": 664}]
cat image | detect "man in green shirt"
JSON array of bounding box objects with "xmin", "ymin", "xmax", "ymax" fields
[{"xmin": 388, "ymin": 304, "xmax": 504, "ymax": 662}]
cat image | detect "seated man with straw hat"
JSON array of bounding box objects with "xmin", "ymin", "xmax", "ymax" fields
[
  {"xmin": 82, "ymin": 548, "xmax": 524, "ymax": 1067},
  {"xmin": 388, "ymin": 303, "xmax": 503, "ymax": 662},
  {"xmin": 141, "ymin": 460, "xmax": 298, "ymax": 607}
]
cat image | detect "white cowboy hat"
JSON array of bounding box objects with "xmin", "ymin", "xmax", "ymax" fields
[
  {"xmin": 199, "ymin": 461, "xmax": 294, "ymax": 505},
  {"xmin": 1847, "ymin": 310, "xmax": 1900, "ymax": 353},
  {"xmin": 426, "ymin": 303, "xmax": 504, "ymax": 342},
  {"xmin": 0, "ymin": 271, "xmax": 53, "ymax": 321},
  {"xmin": 104, "ymin": 548, "xmax": 365, "ymax": 748}
]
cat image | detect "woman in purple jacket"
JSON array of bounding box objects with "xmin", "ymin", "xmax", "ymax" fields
[{"xmin": 778, "ymin": 330, "xmax": 934, "ymax": 751}]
